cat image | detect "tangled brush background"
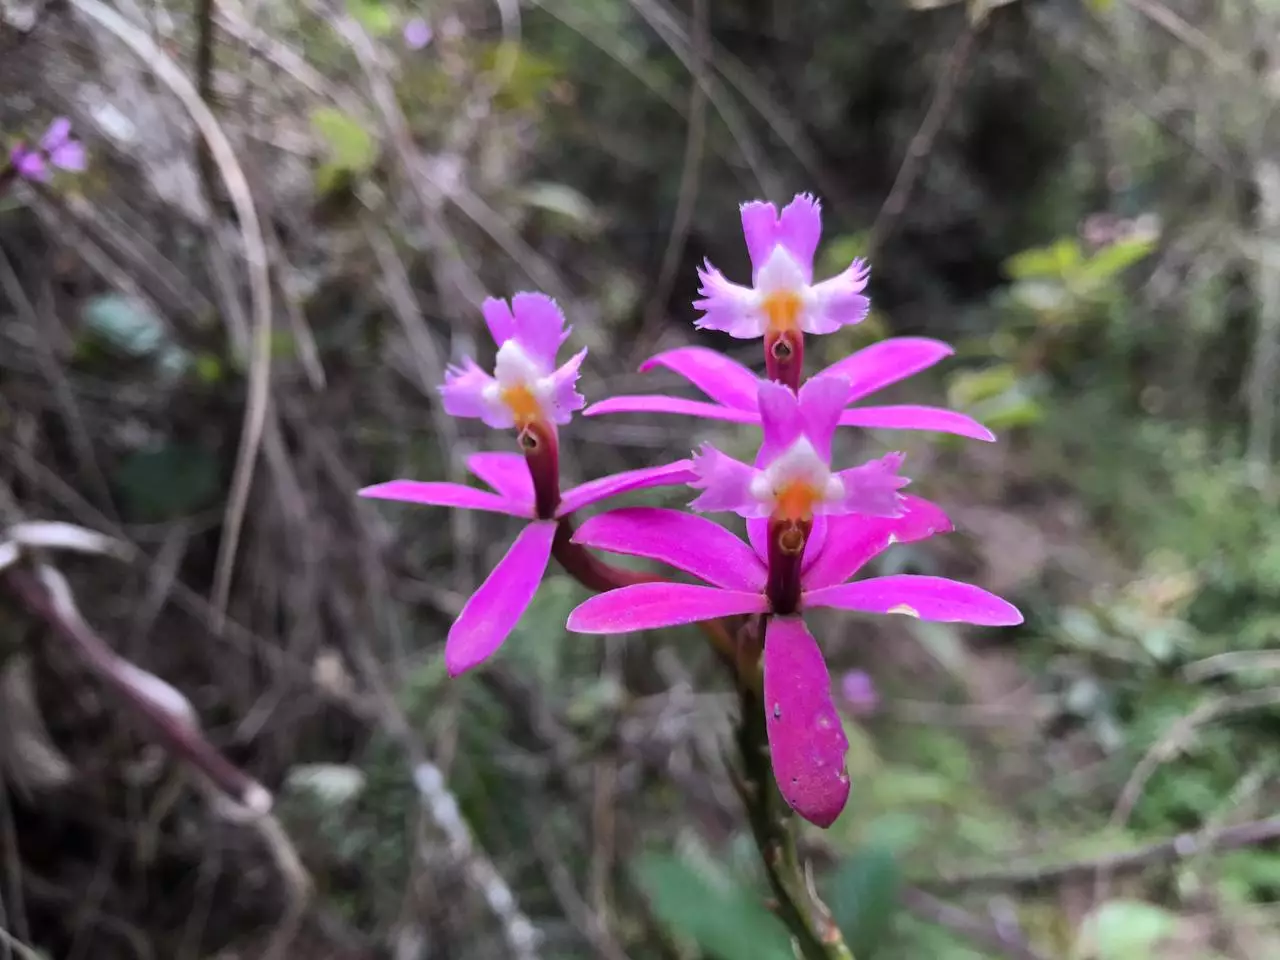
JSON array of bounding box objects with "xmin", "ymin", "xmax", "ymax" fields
[{"xmin": 3, "ymin": 0, "xmax": 1280, "ymax": 958}]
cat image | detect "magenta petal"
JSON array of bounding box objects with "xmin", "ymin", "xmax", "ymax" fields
[
  {"xmin": 689, "ymin": 445, "xmax": 763, "ymax": 518},
  {"xmin": 559, "ymin": 459, "xmax": 697, "ymax": 516},
  {"xmin": 740, "ymin": 199, "xmax": 781, "ymax": 275},
  {"xmin": 775, "ymin": 193, "xmax": 822, "ymax": 281},
  {"xmin": 481, "ymin": 297, "xmax": 517, "ymax": 346},
  {"xmin": 832, "ymin": 452, "xmax": 909, "ymax": 518},
  {"xmin": 549, "ymin": 346, "xmax": 588, "ymax": 424},
  {"xmin": 802, "ymin": 496, "xmax": 952, "ymax": 589},
  {"xmin": 466, "ymin": 453, "xmax": 534, "ymax": 506},
  {"xmin": 822, "ymin": 337, "xmax": 955, "ymax": 403},
  {"xmin": 572, "ymin": 507, "xmax": 766, "ymax": 591},
  {"xmin": 567, "ymin": 582, "xmax": 768, "ymax": 634},
  {"xmin": 511, "ymin": 292, "xmax": 571, "ymax": 369},
  {"xmin": 839, "ymin": 405, "xmax": 996, "ymax": 442},
  {"xmin": 584, "ymin": 394, "xmax": 759, "ymax": 423},
  {"xmin": 359, "ymin": 480, "xmax": 530, "ymax": 517},
  {"xmin": 797, "ymin": 374, "xmax": 854, "ymax": 461},
  {"xmin": 639, "ymin": 346, "xmax": 760, "ymax": 410},
  {"xmin": 803, "ymin": 574, "xmax": 1024, "ymax": 626},
  {"xmin": 41, "ymin": 117, "xmax": 72, "ymax": 150},
  {"xmin": 756, "ymin": 380, "xmax": 805, "ymax": 464},
  {"xmin": 764, "ymin": 616, "xmax": 850, "ymax": 828},
  {"xmin": 445, "ymin": 521, "xmax": 557, "ymax": 675}
]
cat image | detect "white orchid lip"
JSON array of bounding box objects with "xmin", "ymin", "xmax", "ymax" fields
[
  {"xmin": 753, "ymin": 247, "xmax": 812, "ymax": 336},
  {"xmin": 481, "ymin": 340, "xmax": 556, "ymax": 427},
  {"xmin": 749, "ymin": 437, "xmax": 845, "ymax": 522}
]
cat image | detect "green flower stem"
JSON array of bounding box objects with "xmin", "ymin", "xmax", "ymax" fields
[{"xmin": 734, "ymin": 620, "xmax": 854, "ymax": 960}]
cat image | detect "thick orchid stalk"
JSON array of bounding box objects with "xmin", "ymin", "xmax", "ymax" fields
[{"xmin": 357, "ymin": 192, "xmax": 1022, "ymax": 960}]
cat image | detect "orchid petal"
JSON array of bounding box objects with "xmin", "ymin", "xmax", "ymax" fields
[
  {"xmin": 40, "ymin": 118, "xmax": 72, "ymax": 150},
  {"xmin": 50, "ymin": 140, "xmax": 86, "ymax": 172},
  {"xmin": 694, "ymin": 262, "xmax": 762, "ymax": 339},
  {"xmin": 801, "ymin": 496, "xmax": 952, "ymax": 589},
  {"xmin": 481, "ymin": 297, "xmax": 517, "ymax": 346},
  {"xmin": 689, "ymin": 445, "xmax": 765, "ymax": 518},
  {"xmin": 797, "ymin": 374, "xmax": 853, "ymax": 461},
  {"xmin": 832, "ymin": 453, "xmax": 909, "ymax": 518},
  {"xmin": 839, "ymin": 405, "xmax": 995, "ymax": 442},
  {"xmin": 639, "ymin": 346, "xmax": 760, "ymax": 410},
  {"xmin": 358, "ymin": 480, "xmax": 530, "ymax": 517},
  {"xmin": 584, "ymin": 394, "xmax": 759, "ymax": 423},
  {"xmin": 566, "ymin": 582, "xmax": 768, "ymax": 634},
  {"xmin": 803, "ymin": 574, "xmax": 1023, "ymax": 626},
  {"xmin": 511, "ymin": 292, "xmax": 571, "ymax": 369},
  {"xmin": 445, "ymin": 521, "xmax": 557, "ymax": 675},
  {"xmin": 571, "ymin": 507, "xmax": 766, "ymax": 591},
  {"xmin": 11, "ymin": 147, "xmax": 46, "ymax": 181},
  {"xmin": 756, "ymin": 380, "xmax": 805, "ymax": 465},
  {"xmin": 805, "ymin": 260, "xmax": 871, "ymax": 335},
  {"xmin": 775, "ymin": 194, "xmax": 822, "ymax": 282},
  {"xmin": 440, "ymin": 358, "xmax": 509, "ymax": 428},
  {"xmin": 764, "ymin": 616, "xmax": 850, "ymax": 828},
  {"xmin": 740, "ymin": 199, "xmax": 781, "ymax": 276},
  {"xmin": 466, "ymin": 453, "xmax": 534, "ymax": 507},
  {"xmin": 821, "ymin": 337, "xmax": 955, "ymax": 403},
  {"xmin": 549, "ymin": 346, "xmax": 588, "ymax": 424},
  {"xmin": 559, "ymin": 459, "xmax": 697, "ymax": 516},
  {"xmin": 749, "ymin": 515, "xmax": 828, "ymax": 566}
]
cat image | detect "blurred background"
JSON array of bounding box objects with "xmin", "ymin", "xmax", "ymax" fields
[{"xmin": 2, "ymin": 0, "xmax": 1278, "ymax": 957}]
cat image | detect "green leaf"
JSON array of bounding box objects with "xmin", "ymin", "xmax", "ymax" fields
[
  {"xmin": 825, "ymin": 844, "xmax": 903, "ymax": 958},
  {"xmin": 1076, "ymin": 899, "xmax": 1179, "ymax": 959},
  {"xmin": 1003, "ymin": 237, "xmax": 1083, "ymax": 281},
  {"xmin": 310, "ymin": 107, "xmax": 377, "ymax": 174},
  {"xmin": 633, "ymin": 853, "xmax": 794, "ymax": 960},
  {"xmin": 946, "ymin": 364, "xmax": 1018, "ymax": 408},
  {"xmin": 112, "ymin": 443, "xmax": 221, "ymax": 522},
  {"xmin": 1079, "ymin": 236, "xmax": 1157, "ymax": 285},
  {"xmin": 346, "ymin": 0, "xmax": 395, "ymax": 36}
]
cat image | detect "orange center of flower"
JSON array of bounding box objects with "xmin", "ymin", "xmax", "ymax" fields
[
  {"xmin": 773, "ymin": 480, "xmax": 822, "ymax": 523},
  {"xmin": 501, "ymin": 384, "xmax": 542, "ymax": 427},
  {"xmin": 762, "ymin": 290, "xmax": 803, "ymax": 333}
]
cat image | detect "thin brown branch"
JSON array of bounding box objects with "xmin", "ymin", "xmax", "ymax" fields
[{"xmin": 900, "ymin": 887, "xmax": 1051, "ymax": 960}]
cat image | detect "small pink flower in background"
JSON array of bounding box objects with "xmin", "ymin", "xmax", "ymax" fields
[
  {"xmin": 689, "ymin": 377, "xmax": 908, "ymax": 522},
  {"xmin": 360, "ymin": 453, "xmax": 694, "ymax": 677},
  {"xmin": 440, "ymin": 293, "xmax": 586, "ymax": 431},
  {"xmin": 403, "ymin": 17, "xmax": 433, "ymax": 50},
  {"xmin": 565, "ymin": 499, "xmax": 1021, "ymax": 826},
  {"xmin": 840, "ymin": 670, "xmax": 879, "ymax": 717},
  {"xmin": 584, "ymin": 337, "xmax": 996, "ymax": 442},
  {"xmin": 9, "ymin": 117, "xmax": 86, "ymax": 182},
  {"xmin": 695, "ymin": 193, "xmax": 870, "ymax": 340}
]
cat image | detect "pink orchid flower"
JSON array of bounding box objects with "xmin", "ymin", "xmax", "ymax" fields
[
  {"xmin": 688, "ymin": 376, "xmax": 909, "ymax": 522},
  {"xmin": 440, "ymin": 293, "xmax": 587, "ymax": 433},
  {"xmin": 360, "ymin": 452, "xmax": 694, "ymax": 677},
  {"xmin": 564, "ymin": 500, "xmax": 1022, "ymax": 827},
  {"xmin": 10, "ymin": 117, "xmax": 87, "ymax": 182},
  {"xmin": 584, "ymin": 337, "xmax": 995, "ymax": 442}
]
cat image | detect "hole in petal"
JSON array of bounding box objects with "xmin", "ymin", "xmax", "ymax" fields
[
  {"xmin": 518, "ymin": 427, "xmax": 540, "ymax": 451},
  {"xmin": 772, "ymin": 703, "xmax": 782, "ymax": 719}
]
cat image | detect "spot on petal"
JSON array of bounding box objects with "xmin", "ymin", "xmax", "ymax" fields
[{"xmin": 887, "ymin": 603, "xmax": 919, "ymax": 617}]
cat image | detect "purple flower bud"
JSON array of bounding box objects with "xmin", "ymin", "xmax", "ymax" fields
[{"xmin": 840, "ymin": 670, "xmax": 879, "ymax": 717}]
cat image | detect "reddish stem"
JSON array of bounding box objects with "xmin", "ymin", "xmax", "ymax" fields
[
  {"xmin": 765, "ymin": 517, "xmax": 809, "ymax": 615},
  {"xmin": 521, "ymin": 421, "xmax": 562, "ymax": 520}
]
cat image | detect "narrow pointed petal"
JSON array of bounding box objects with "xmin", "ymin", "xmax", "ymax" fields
[
  {"xmin": 445, "ymin": 521, "xmax": 557, "ymax": 675},
  {"xmin": 511, "ymin": 291, "xmax": 571, "ymax": 369},
  {"xmin": 805, "ymin": 260, "xmax": 871, "ymax": 335},
  {"xmin": 640, "ymin": 347, "xmax": 760, "ymax": 410},
  {"xmin": 798, "ymin": 374, "xmax": 854, "ymax": 461},
  {"xmin": 440, "ymin": 358, "xmax": 510, "ymax": 428},
  {"xmin": 694, "ymin": 262, "xmax": 762, "ymax": 338},
  {"xmin": 803, "ymin": 574, "xmax": 1023, "ymax": 626},
  {"xmin": 572, "ymin": 507, "xmax": 766, "ymax": 591},
  {"xmin": 359, "ymin": 480, "xmax": 530, "ymax": 517},
  {"xmin": 567, "ymin": 582, "xmax": 768, "ymax": 634},
  {"xmin": 821, "ymin": 337, "xmax": 955, "ymax": 403},
  {"xmin": 549, "ymin": 346, "xmax": 588, "ymax": 424},
  {"xmin": 689, "ymin": 444, "xmax": 765, "ymax": 518},
  {"xmin": 466, "ymin": 453, "xmax": 534, "ymax": 507},
  {"xmin": 832, "ymin": 452, "xmax": 909, "ymax": 518},
  {"xmin": 802, "ymin": 496, "xmax": 952, "ymax": 589},
  {"xmin": 481, "ymin": 297, "xmax": 517, "ymax": 346},
  {"xmin": 740, "ymin": 199, "xmax": 781, "ymax": 275},
  {"xmin": 584, "ymin": 394, "xmax": 759, "ymax": 423},
  {"xmin": 749, "ymin": 515, "xmax": 828, "ymax": 566},
  {"xmin": 775, "ymin": 193, "xmax": 822, "ymax": 282},
  {"xmin": 756, "ymin": 380, "xmax": 805, "ymax": 464},
  {"xmin": 839, "ymin": 404, "xmax": 995, "ymax": 441},
  {"xmin": 559, "ymin": 459, "xmax": 697, "ymax": 516},
  {"xmin": 764, "ymin": 616, "xmax": 850, "ymax": 828}
]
